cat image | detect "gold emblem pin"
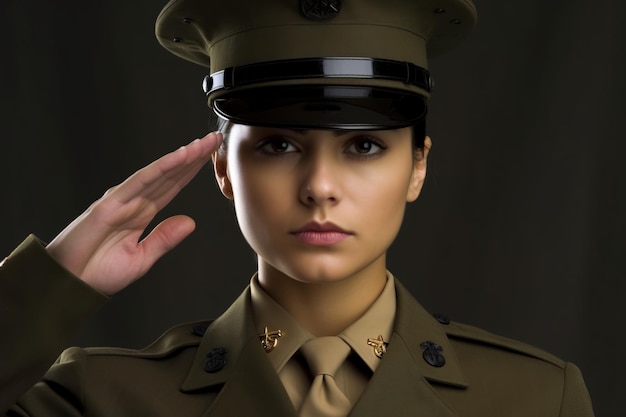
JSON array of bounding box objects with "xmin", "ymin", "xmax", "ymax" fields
[
  {"xmin": 367, "ymin": 335, "xmax": 388, "ymax": 359},
  {"xmin": 259, "ymin": 326, "xmax": 284, "ymax": 353}
]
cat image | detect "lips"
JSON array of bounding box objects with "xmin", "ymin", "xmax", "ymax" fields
[
  {"xmin": 293, "ymin": 222, "xmax": 349, "ymax": 233},
  {"xmin": 290, "ymin": 222, "xmax": 353, "ymax": 246}
]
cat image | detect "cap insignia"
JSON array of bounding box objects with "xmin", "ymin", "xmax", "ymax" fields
[{"xmin": 300, "ymin": 0, "xmax": 342, "ymax": 21}]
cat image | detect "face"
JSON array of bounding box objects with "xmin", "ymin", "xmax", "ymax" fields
[{"xmin": 213, "ymin": 124, "xmax": 429, "ymax": 285}]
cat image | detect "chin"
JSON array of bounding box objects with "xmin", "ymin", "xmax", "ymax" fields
[
  {"xmin": 281, "ymin": 264, "xmax": 349, "ymax": 285},
  {"xmin": 273, "ymin": 253, "xmax": 378, "ymax": 286}
]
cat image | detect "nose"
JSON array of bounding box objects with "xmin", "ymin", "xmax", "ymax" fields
[{"xmin": 298, "ymin": 152, "xmax": 342, "ymax": 207}]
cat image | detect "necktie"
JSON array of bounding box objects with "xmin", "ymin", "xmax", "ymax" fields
[{"xmin": 298, "ymin": 336, "xmax": 352, "ymax": 417}]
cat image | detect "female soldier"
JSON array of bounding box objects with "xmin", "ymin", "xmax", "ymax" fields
[{"xmin": 1, "ymin": 0, "xmax": 594, "ymax": 416}]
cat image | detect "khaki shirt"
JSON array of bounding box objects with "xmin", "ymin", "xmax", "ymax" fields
[
  {"xmin": 250, "ymin": 272, "xmax": 396, "ymax": 408},
  {"xmin": 0, "ymin": 235, "xmax": 595, "ymax": 416}
]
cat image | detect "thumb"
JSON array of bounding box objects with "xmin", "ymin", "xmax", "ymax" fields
[{"xmin": 138, "ymin": 215, "xmax": 196, "ymax": 269}]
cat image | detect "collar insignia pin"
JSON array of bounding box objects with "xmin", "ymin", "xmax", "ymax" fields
[
  {"xmin": 367, "ymin": 335, "xmax": 388, "ymax": 359},
  {"xmin": 420, "ymin": 341, "xmax": 446, "ymax": 367},
  {"xmin": 204, "ymin": 347, "xmax": 227, "ymax": 373},
  {"xmin": 259, "ymin": 326, "xmax": 284, "ymax": 353}
]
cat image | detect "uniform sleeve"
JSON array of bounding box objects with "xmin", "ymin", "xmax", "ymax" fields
[
  {"xmin": 0, "ymin": 235, "xmax": 108, "ymax": 415},
  {"xmin": 559, "ymin": 362, "xmax": 595, "ymax": 417}
]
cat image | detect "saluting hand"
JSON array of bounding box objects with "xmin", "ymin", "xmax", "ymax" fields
[{"xmin": 45, "ymin": 132, "xmax": 223, "ymax": 296}]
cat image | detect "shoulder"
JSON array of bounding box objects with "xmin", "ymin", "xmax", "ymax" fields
[
  {"xmin": 45, "ymin": 320, "xmax": 213, "ymax": 398},
  {"xmin": 427, "ymin": 314, "xmax": 595, "ymax": 416},
  {"xmin": 58, "ymin": 319, "xmax": 213, "ymax": 363},
  {"xmin": 437, "ymin": 315, "xmax": 566, "ymax": 368},
  {"xmin": 394, "ymin": 279, "xmax": 567, "ymax": 372},
  {"xmin": 35, "ymin": 320, "xmax": 218, "ymax": 416}
]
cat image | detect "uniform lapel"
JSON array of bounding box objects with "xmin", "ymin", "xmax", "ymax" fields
[
  {"xmin": 179, "ymin": 279, "xmax": 467, "ymax": 417},
  {"xmin": 348, "ymin": 279, "xmax": 468, "ymax": 417},
  {"xmin": 180, "ymin": 287, "xmax": 297, "ymax": 417}
]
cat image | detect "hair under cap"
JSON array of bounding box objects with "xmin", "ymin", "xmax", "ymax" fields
[{"xmin": 156, "ymin": 0, "xmax": 476, "ymax": 129}]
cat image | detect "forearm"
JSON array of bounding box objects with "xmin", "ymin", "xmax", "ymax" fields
[{"xmin": 0, "ymin": 236, "xmax": 107, "ymax": 413}]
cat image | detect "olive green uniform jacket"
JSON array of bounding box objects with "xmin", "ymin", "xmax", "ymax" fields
[{"xmin": 0, "ymin": 236, "xmax": 595, "ymax": 416}]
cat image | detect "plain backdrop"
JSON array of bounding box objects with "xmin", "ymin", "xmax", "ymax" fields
[{"xmin": 1, "ymin": 1, "xmax": 624, "ymax": 415}]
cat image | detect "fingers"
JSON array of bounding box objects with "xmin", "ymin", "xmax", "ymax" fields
[
  {"xmin": 112, "ymin": 132, "xmax": 223, "ymax": 206},
  {"xmin": 152, "ymin": 132, "xmax": 223, "ymax": 180},
  {"xmin": 48, "ymin": 132, "xmax": 222, "ymax": 276}
]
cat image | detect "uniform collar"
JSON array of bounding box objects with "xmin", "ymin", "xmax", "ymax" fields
[
  {"xmin": 347, "ymin": 279, "xmax": 468, "ymax": 417},
  {"xmin": 249, "ymin": 272, "xmax": 397, "ymax": 374},
  {"xmin": 249, "ymin": 274, "xmax": 312, "ymax": 372},
  {"xmin": 180, "ymin": 286, "xmax": 297, "ymax": 417},
  {"xmin": 390, "ymin": 279, "xmax": 468, "ymax": 388},
  {"xmin": 338, "ymin": 272, "xmax": 396, "ymax": 372},
  {"xmin": 180, "ymin": 276, "xmax": 468, "ymax": 417},
  {"xmin": 180, "ymin": 287, "xmax": 262, "ymax": 392}
]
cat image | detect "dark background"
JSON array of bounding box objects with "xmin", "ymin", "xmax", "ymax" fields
[{"xmin": 1, "ymin": 1, "xmax": 623, "ymax": 415}]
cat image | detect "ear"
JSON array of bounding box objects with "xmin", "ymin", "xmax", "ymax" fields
[
  {"xmin": 406, "ymin": 136, "xmax": 432, "ymax": 202},
  {"xmin": 212, "ymin": 148, "xmax": 234, "ymax": 200}
]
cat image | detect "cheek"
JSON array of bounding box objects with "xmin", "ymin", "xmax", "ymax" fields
[
  {"xmin": 349, "ymin": 159, "xmax": 412, "ymax": 212},
  {"xmin": 227, "ymin": 158, "xmax": 292, "ymax": 245},
  {"xmin": 347, "ymin": 159, "xmax": 413, "ymax": 242}
]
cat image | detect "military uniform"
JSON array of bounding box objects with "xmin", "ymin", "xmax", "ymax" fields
[
  {"xmin": 1, "ymin": 236, "xmax": 594, "ymax": 416},
  {"xmin": 0, "ymin": 0, "xmax": 596, "ymax": 415}
]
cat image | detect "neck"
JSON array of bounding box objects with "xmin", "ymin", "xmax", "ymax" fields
[{"xmin": 257, "ymin": 257, "xmax": 388, "ymax": 337}]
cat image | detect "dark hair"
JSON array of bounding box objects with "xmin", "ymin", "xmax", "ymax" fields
[
  {"xmin": 213, "ymin": 116, "xmax": 426, "ymax": 151},
  {"xmin": 412, "ymin": 118, "xmax": 426, "ymax": 150}
]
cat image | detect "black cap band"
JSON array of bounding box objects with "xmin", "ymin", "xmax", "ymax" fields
[{"xmin": 203, "ymin": 57, "xmax": 433, "ymax": 94}]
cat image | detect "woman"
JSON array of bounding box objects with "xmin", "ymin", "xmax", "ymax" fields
[{"xmin": 1, "ymin": 0, "xmax": 594, "ymax": 415}]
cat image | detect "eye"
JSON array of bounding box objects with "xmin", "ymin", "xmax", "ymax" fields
[
  {"xmin": 257, "ymin": 136, "xmax": 297, "ymax": 155},
  {"xmin": 345, "ymin": 136, "xmax": 386, "ymax": 157}
]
